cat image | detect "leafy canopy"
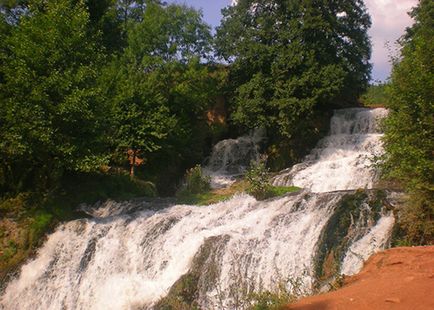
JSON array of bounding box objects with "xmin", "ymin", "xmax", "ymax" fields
[
  {"xmin": 383, "ymin": 0, "xmax": 434, "ymax": 193},
  {"xmin": 104, "ymin": 2, "xmax": 217, "ymax": 167},
  {"xmin": 0, "ymin": 0, "xmax": 109, "ymax": 191},
  {"xmin": 216, "ymin": 0, "xmax": 372, "ymax": 137},
  {"xmin": 382, "ymin": 0, "xmax": 434, "ymax": 244}
]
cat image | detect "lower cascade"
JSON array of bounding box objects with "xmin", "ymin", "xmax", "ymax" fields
[{"xmin": 0, "ymin": 108, "xmax": 396, "ymax": 310}]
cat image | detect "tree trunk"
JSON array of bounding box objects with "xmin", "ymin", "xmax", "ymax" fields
[{"xmin": 130, "ymin": 150, "xmax": 136, "ymax": 178}]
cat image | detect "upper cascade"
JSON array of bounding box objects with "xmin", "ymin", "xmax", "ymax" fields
[
  {"xmin": 273, "ymin": 108, "xmax": 388, "ymax": 193},
  {"xmin": 330, "ymin": 108, "xmax": 388, "ymax": 135}
]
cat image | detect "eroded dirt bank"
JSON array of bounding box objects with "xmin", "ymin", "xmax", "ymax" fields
[{"xmin": 286, "ymin": 246, "xmax": 434, "ymax": 310}]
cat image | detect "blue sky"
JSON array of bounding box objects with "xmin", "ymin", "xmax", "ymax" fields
[{"xmin": 168, "ymin": 0, "xmax": 417, "ymax": 82}]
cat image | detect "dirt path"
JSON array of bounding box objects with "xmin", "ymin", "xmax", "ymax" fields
[{"xmin": 286, "ymin": 246, "xmax": 434, "ymax": 310}]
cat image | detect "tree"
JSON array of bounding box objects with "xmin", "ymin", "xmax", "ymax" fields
[
  {"xmin": 382, "ymin": 0, "xmax": 433, "ymax": 244},
  {"xmin": 0, "ymin": 0, "xmax": 110, "ymax": 192},
  {"xmin": 103, "ymin": 2, "xmax": 216, "ymax": 177},
  {"xmin": 216, "ymin": 0, "xmax": 371, "ymax": 138}
]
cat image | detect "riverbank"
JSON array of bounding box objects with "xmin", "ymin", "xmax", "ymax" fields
[
  {"xmin": 286, "ymin": 246, "xmax": 434, "ymax": 310},
  {"xmin": 0, "ymin": 173, "xmax": 156, "ymax": 284}
]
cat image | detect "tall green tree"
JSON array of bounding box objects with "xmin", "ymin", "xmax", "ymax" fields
[
  {"xmin": 216, "ymin": 0, "xmax": 371, "ymax": 139},
  {"xmin": 103, "ymin": 2, "xmax": 217, "ymax": 178},
  {"xmin": 0, "ymin": 0, "xmax": 109, "ymax": 192},
  {"xmin": 382, "ymin": 0, "xmax": 433, "ymax": 244}
]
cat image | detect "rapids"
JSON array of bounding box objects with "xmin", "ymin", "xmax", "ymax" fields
[{"xmin": 0, "ymin": 108, "xmax": 396, "ymax": 310}]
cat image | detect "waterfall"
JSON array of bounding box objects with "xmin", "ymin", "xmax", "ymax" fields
[
  {"xmin": 203, "ymin": 129, "xmax": 264, "ymax": 189},
  {"xmin": 273, "ymin": 108, "xmax": 388, "ymax": 192},
  {"xmin": 0, "ymin": 108, "xmax": 395, "ymax": 310}
]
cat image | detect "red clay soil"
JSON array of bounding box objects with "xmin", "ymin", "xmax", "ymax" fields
[{"xmin": 286, "ymin": 246, "xmax": 434, "ymax": 310}]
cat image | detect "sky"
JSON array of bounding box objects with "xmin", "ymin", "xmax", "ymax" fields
[{"xmin": 168, "ymin": 0, "xmax": 417, "ymax": 82}]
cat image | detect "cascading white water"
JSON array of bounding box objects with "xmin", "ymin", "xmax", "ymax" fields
[
  {"xmin": 0, "ymin": 108, "xmax": 395, "ymax": 310},
  {"xmin": 273, "ymin": 108, "xmax": 388, "ymax": 192},
  {"xmin": 1, "ymin": 193, "xmax": 341, "ymax": 310},
  {"xmin": 203, "ymin": 129, "xmax": 264, "ymax": 188}
]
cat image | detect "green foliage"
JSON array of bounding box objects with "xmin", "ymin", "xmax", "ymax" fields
[
  {"xmin": 47, "ymin": 172, "xmax": 156, "ymax": 219},
  {"xmin": 0, "ymin": 193, "xmax": 54, "ymax": 278},
  {"xmin": 245, "ymin": 159, "xmax": 300, "ymax": 200},
  {"xmin": 0, "ymin": 0, "xmax": 224, "ymax": 196},
  {"xmin": 382, "ymin": 0, "xmax": 433, "ymax": 245},
  {"xmin": 102, "ymin": 2, "xmax": 222, "ymax": 184},
  {"xmin": 176, "ymin": 191, "xmax": 231, "ymax": 206},
  {"xmin": 27, "ymin": 211, "xmax": 53, "ymax": 245},
  {"xmin": 393, "ymin": 192, "xmax": 434, "ymax": 246},
  {"xmin": 245, "ymin": 159, "xmax": 272, "ymax": 200},
  {"xmin": 216, "ymin": 0, "xmax": 372, "ymax": 140},
  {"xmin": 0, "ymin": 0, "xmax": 110, "ymax": 193},
  {"xmin": 267, "ymin": 186, "xmax": 300, "ymax": 197},
  {"xmin": 1, "ymin": 240, "xmax": 17, "ymax": 262},
  {"xmin": 0, "ymin": 173, "xmax": 156, "ymax": 279},
  {"xmin": 360, "ymin": 83, "xmax": 390, "ymax": 107},
  {"xmin": 248, "ymin": 278, "xmax": 303, "ymax": 310},
  {"xmin": 176, "ymin": 165, "xmax": 211, "ymax": 198}
]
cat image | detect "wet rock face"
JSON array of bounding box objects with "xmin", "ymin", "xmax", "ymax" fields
[
  {"xmin": 314, "ymin": 190, "xmax": 393, "ymax": 285},
  {"xmin": 154, "ymin": 235, "xmax": 230, "ymax": 310}
]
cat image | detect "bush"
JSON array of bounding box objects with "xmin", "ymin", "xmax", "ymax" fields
[
  {"xmin": 245, "ymin": 158, "xmax": 272, "ymax": 200},
  {"xmin": 393, "ymin": 192, "xmax": 434, "ymax": 245},
  {"xmin": 249, "ymin": 278, "xmax": 307, "ymax": 310},
  {"xmin": 381, "ymin": 0, "xmax": 434, "ymax": 245},
  {"xmin": 245, "ymin": 159, "xmax": 300, "ymax": 200},
  {"xmin": 177, "ymin": 165, "xmax": 211, "ymax": 196}
]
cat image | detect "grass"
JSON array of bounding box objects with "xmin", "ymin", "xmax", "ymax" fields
[
  {"xmin": 176, "ymin": 180, "xmax": 248, "ymax": 205},
  {"xmin": 176, "ymin": 180, "xmax": 301, "ymax": 206},
  {"xmin": 267, "ymin": 186, "xmax": 300, "ymax": 197}
]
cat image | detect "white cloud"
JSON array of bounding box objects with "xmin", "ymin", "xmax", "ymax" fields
[{"xmin": 364, "ymin": 0, "xmax": 417, "ymax": 80}]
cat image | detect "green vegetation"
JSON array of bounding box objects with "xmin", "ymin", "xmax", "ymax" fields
[
  {"xmin": 381, "ymin": 0, "xmax": 434, "ymax": 245},
  {"xmin": 1, "ymin": 0, "xmax": 431, "ymax": 295},
  {"xmin": 0, "ymin": 1, "xmax": 373, "ymax": 199},
  {"xmin": 177, "ymin": 165, "xmax": 211, "ymax": 196},
  {"xmin": 267, "ymin": 186, "xmax": 300, "ymax": 198},
  {"xmin": 0, "ymin": 0, "xmax": 225, "ymax": 197},
  {"xmin": 175, "ymin": 165, "xmax": 220, "ymax": 205},
  {"xmin": 0, "ymin": 0, "xmax": 109, "ymax": 192},
  {"xmin": 247, "ymin": 277, "xmax": 305, "ymax": 310},
  {"xmin": 245, "ymin": 159, "xmax": 272, "ymax": 200},
  {"xmin": 246, "ymin": 159, "xmax": 300, "ymax": 200},
  {"xmin": 0, "ymin": 173, "xmax": 156, "ymax": 281},
  {"xmin": 216, "ymin": 0, "xmax": 372, "ymax": 166},
  {"xmin": 175, "ymin": 163, "xmax": 300, "ymax": 205},
  {"xmin": 176, "ymin": 190, "xmax": 233, "ymax": 206},
  {"xmin": 360, "ymin": 83, "xmax": 390, "ymax": 107}
]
